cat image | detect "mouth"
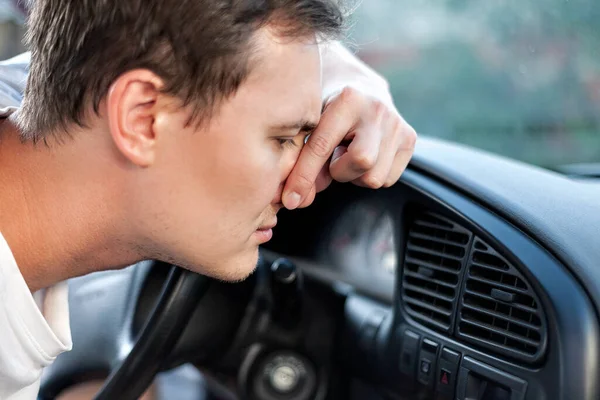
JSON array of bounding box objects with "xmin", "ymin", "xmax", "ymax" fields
[
  {"xmin": 254, "ymin": 217, "xmax": 277, "ymax": 243},
  {"xmin": 258, "ymin": 217, "xmax": 278, "ymax": 231}
]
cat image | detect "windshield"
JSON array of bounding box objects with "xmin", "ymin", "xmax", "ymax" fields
[
  {"xmin": 1, "ymin": 0, "xmax": 598, "ymax": 169},
  {"xmin": 346, "ymin": 0, "xmax": 600, "ymax": 169}
]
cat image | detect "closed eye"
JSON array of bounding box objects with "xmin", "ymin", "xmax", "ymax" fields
[{"xmin": 277, "ymin": 138, "xmax": 297, "ymax": 148}]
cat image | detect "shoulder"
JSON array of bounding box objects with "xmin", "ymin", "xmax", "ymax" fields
[{"xmin": 0, "ymin": 51, "xmax": 30, "ymax": 115}]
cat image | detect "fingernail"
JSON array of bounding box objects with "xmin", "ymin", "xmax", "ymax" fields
[{"xmin": 284, "ymin": 192, "xmax": 302, "ymax": 210}]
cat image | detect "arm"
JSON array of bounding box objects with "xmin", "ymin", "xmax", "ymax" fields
[
  {"xmin": 320, "ymin": 40, "xmax": 392, "ymax": 106},
  {"xmin": 282, "ymin": 40, "xmax": 417, "ymax": 209}
]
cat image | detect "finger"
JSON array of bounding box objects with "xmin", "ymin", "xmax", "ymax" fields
[
  {"xmin": 315, "ymin": 160, "xmax": 334, "ymax": 193},
  {"xmin": 328, "ymin": 102, "xmax": 387, "ymax": 183},
  {"xmin": 352, "ymin": 116, "xmax": 398, "ymax": 189},
  {"xmin": 282, "ymin": 88, "xmax": 363, "ymax": 210},
  {"xmin": 383, "ymin": 149, "xmax": 412, "ymax": 187},
  {"xmin": 298, "ymin": 185, "xmax": 317, "ymax": 209},
  {"xmin": 297, "ymin": 160, "xmax": 334, "ymax": 209},
  {"xmin": 383, "ymin": 126, "xmax": 417, "ymax": 187},
  {"xmin": 297, "ymin": 155, "xmax": 335, "ymax": 209},
  {"xmin": 328, "ymin": 124, "xmax": 383, "ymax": 183}
]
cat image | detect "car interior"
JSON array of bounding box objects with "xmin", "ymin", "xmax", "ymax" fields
[
  {"xmin": 2, "ymin": 0, "xmax": 599, "ymax": 399},
  {"xmin": 37, "ymin": 136, "xmax": 600, "ymax": 400}
]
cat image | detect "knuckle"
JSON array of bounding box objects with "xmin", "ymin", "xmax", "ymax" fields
[
  {"xmin": 384, "ymin": 175, "xmax": 400, "ymax": 188},
  {"xmin": 404, "ymin": 127, "xmax": 418, "ymax": 149},
  {"xmin": 352, "ymin": 151, "xmax": 377, "ymax": 171},
  {"xmin": 339, "ymin": 86, "xmax": 360, "ymax": 106},
  {"xmin": 292, "ymin": 171, "xmax": 314, "ymax": 192},
  {"xmin": 307, "ymin": 134, "xmax": 332, "ymax": 158},
  {"xmin": 391, "ymin": 116, "xmax": 402, "ymax": 132},
  {"xmin": 363, "ymin": 174, "xmax": 384, "ymax": 189},
  {"xmin": 371, "ymin": 100, "xmax": 387, "ymax": 120}
]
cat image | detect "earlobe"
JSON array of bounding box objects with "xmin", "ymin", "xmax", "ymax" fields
[{"xmin": 106, "ymin": 70, "xmax": 164, "ymax": 167}]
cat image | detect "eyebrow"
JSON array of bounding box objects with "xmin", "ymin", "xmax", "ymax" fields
[{"xmin": 271, "ymin": 119, "xmax": 318, "ymax": 134}]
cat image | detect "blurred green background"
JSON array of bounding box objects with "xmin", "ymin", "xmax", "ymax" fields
[
  {"xmin": 346, "ymin": 0, "xmax": 600, "ymax": 169},
  {"xmin": 1, "ymin": 0, "xmax": 599, "ymax": 169},
  {"xmin": 0, "ymin": 0, "xmax": 24, "ymax": 60}
]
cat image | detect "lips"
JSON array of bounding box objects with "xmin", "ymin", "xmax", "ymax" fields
[
  {"xmin": 254, "ymin": 217, "xmax": 276, "ymax": 244},
  {"xmin": 258, "ymin": 217, "xmax": 277, "ymax": 231}
]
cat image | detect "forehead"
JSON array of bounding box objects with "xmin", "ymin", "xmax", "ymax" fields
[{"xmin": 239, "ymin": 27, "xmax": 323, "ymax": 121}]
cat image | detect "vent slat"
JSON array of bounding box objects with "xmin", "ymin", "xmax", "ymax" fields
[
  {"xmin": 471, "ymin": 261, "xmax": 511, "ymax": 273},
  {"xmin": 406, "ymin": 244, "xmax": 464, "ymax": 261},
  {"xmin": 403, "ymin": 270, "xmax": 456, "ymax": 289},
  {"xmin": 458, "ymin": 332, "xmax": 536, "ymax": 357},
  {"xmin": 413, "ymin": 220, "xmax": 456, "ymax": 231},
  {"xmin": 461, "ymin": 303, "xmax": 541, "ymax": 332},
  {"xmin": 403, "ymin": 283, "xmax": 455, "ymax": 302},
  {"xmin": 464, "ymin": 289, "xmax": 538, "ymax": 315},
  {"xmin": 414, "ymin": 213, "xmax": 454, "ymax": 228},
  {"xmin": 404, "ymin": 308, "xmax": 451, "ymax": 331},
  {"xmin": 459, "ymin": 318, "xmax": 540, "ymax": 348},
  {"xmin": 409, "ymin": 232, "xmax": 468, "ymax": 247},
  {"xmin": 471, "ymin": 251, "xmax": 510, "ymax": 271},
  {"xmin": 467, "ymin": 275, "xmax": 531, "ymax": 295},
  {"xmin": 405, "ymin": 259, "xmax": 460, "ymax": 275},
  {"xmin": 403, "ymin": 297, "xmax": 453, "ymax": 317}
]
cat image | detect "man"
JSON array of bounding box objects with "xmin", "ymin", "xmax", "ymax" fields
[{"xmin": 0, "ymin": 0, "xmax": 417, "ymax": 398}]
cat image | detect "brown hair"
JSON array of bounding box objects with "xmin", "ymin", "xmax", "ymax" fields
[{"xmin": 17, "ymin": 0, "xmax": 344, "ymax": 142}]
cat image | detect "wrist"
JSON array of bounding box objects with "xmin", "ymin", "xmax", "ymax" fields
[{"xmin": 320, "ymin": 41, "xmax": 393, "ymax": 107}]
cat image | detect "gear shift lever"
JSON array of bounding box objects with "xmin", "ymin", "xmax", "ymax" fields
[{"xmin": 270, "ymin": 258, "xmax": 303, "ymax": 329}]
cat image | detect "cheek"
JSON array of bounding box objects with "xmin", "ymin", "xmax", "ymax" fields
[{"xmin": 208, "ymin": 141, "xmax": 284, "ymax": 212}]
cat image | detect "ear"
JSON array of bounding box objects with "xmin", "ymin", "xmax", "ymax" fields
[{"xmin": 106, "ymin": 70, "xmax": 164, "ymax": 167}]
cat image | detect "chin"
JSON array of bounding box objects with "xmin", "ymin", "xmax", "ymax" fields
[{"xmin": 188, "ymin": 247, "xmax": 260, "ymax": 283}]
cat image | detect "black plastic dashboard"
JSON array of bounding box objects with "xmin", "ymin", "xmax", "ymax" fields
[
  {"xmin": 266, "ymin": 137, "xmax": 600, "ymax": 400},
  {"xmin": 39, "ymin": 137, "xmax": 600, "ymax": 400}
]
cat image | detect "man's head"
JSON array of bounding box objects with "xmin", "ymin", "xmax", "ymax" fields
[{"xmin": 15, "ymin": 0, "xmax": 343, "ymax": 281}]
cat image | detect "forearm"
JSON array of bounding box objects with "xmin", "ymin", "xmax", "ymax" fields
[{"xmin": 319, "ymin": 40, "xmax": 393, "ymax": 106}]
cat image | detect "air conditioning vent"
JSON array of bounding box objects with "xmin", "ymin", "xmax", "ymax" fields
[
  {"xmin": 401, "ymin": 212, "xmax": 472, "ymax": 333},
  {"xmin": 457, "ymin": 238, "xmax": 547, "ymax": 363}
]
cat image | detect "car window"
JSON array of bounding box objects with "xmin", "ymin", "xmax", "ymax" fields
[
  {"xmin": 0, "ymin": 0, "xmax": 25, "ymax": 60},
  {"xmin": 345, "ymin": 0, "xmax": 600, "ymax": 169},
  {"xmin": 1, "ymin": 0, "xmax": 598, "ymax": 170}
]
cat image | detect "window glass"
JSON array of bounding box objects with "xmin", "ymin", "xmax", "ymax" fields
[{"xmin": 346, "ymin": 0, "xmax": 600, "ymax": 169}]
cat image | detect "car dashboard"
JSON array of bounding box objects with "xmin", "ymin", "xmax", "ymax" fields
[{"xmin": 264, "ymin": 138, "xmax": 600, "ymax": 400}]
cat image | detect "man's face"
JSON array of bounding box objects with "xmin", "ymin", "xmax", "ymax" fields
[{"xmin": 137, "ymin": 29, "xmax": 322, "ymax": 281}]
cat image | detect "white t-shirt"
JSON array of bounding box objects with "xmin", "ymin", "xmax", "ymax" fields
[{"xmin": 0, "ymin": 53, "xmax": 73, "ymax": 400}]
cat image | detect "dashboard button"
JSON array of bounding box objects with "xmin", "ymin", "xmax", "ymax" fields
[
  {"xmin": 420, "ymin": 359, "xmax": 431, "ymax": 374},
  {"xmin": 418, "ymin": 338, "xmax": 439, "ymax": 388},
  {"xmin": 436, "ymin": 348, "xmax": 461, "ymax": 399},
  {"xmin": 439, "ymin": 368, "xmax": 451, "ymax": 386},
  {"xmin": 399, "ymin": 329, "xmax": 420, "ymax": 378}
]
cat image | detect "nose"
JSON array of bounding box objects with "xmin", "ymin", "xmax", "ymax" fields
[
  {"xmin": 272, "ymin": 184, "xmax": 284, "ymax": 206},
  {"xmin": 282, "ymin": 146, "xmax": 301, "ymax": 179},
  {"xmin": 276, "ymin": 145, "xmax": 302, "ymax": 195}
]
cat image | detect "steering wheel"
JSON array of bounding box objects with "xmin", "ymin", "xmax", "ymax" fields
[
  {"xmin": 93, "ymin": 265, "xmax": 210, "ymax": 399},
  {"xmin": 38, "ymin": 262, "xmax": 210, "ymax": 400}
]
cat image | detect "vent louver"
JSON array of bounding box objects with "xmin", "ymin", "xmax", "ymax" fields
[
  {"xmin": 457, "ymin": 238, "xmax": 546, "ymax": 363},
  {"xmin": 401, "ymin": 212, "xmax": 472, "ymax": 333}
]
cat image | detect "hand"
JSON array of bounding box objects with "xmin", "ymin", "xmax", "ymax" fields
[{"xmin": 282, "ymin": 85, "xmax": 417, "ymax": 210}]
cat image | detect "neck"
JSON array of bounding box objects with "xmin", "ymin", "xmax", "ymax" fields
[{"xmin": 0, "ymin": 116, "xmax": 141, "ymax": 292}]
